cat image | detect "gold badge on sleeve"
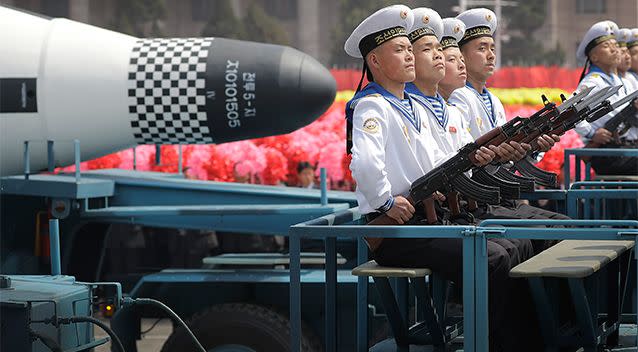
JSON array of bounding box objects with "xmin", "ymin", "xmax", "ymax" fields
[{"xmin": 363, "ymin": 117, "xmax": 380, "ymax": 134}]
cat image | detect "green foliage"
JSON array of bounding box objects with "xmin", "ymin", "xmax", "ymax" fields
[
  {"xmin": 200, "ymin": 0, "xmax": 289, "ymax": 45},
  {"xmin": 243, "ymin": 2, "xmax": 290, "ymax": 45},
  {"xmin": 110, "ymin": 0, "xmax": 166, "ymax": 37}
]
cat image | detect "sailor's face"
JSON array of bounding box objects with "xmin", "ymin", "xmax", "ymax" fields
[
  {"xmin": 440, "ymin": 47, "xmax": 467, "ymax": 90},
  {"xmin": 630, "ymin": 46, "xmax": 638, "ymax": 72},
  {"xmin": 461, "ymin": 37, "xmax": 496, "ymax": 80},
  {"xmin": 373, "ymin": 36, "xmax": 415, "ymax": 83},
  {"xmin": 412, "ymin": 35, "xmax": 445, "ymax": 83},
  {"xmin": 591, "ymin": 39, "xmax": 619, "ymax": 69},
  {"xmin": 618, "ymin": 46, "xmax": 632, "ymax": 72}
]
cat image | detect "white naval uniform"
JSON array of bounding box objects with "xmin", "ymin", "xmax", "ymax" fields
[
  {"xmin": 574, "ymin": 70, "xmax": 637, "ymax": 143},
  {"xmin": 417, "ymin": 100, "xmax": 474, "ymax": 154},
  {"xmin": 620, "ymin": 72, "xmax": 638, "ymax": 141},
  {"xmin": 448, "ymin": 85, "xmax": 507, "ymax": 140},
  {"xmin": 350, "ymin": 94, "xmax": 446, "ymax": 215}
]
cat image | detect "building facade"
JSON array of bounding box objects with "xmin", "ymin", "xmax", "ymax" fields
[{"xmin": 536, "ymin": 0, "xmax": 638, "ymax": 67}]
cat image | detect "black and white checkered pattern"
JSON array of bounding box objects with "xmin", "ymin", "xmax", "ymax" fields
[{"xmin": 127, "ymin": 38, "xmax": 213, "ymax": 144}]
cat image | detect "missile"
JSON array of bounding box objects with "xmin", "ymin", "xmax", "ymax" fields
[{"xmin": 0, "ymin": 5, "xmax": 336, "ymax": 176}]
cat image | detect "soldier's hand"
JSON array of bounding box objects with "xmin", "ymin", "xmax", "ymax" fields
[
  {"xmin": 536, "ymin": 134, "xmax": 560, "ymax": 152},
  {"xmin": 496, "ymin": 141, "xmax": 530, "ymax": 161},
  {"xmin": 592, "ymin": 128, "xmax": 612, "ymax": 145},
  {"xmin": 386, "ymin": 196, "xmax": 415, "ymax": 224},
  {"xmin": 473, "ymin": 146, "xmax": 496, "ymax": 166},
  {"xmin": 633, "ymin": 99, "xmax": 638, "ymax": 110}
]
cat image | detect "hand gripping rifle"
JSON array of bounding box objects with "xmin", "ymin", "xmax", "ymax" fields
[
  {"xmin": 512, "ymin": 87, "xmax": 638, "ymax": 185},
  {"xmin": 363, "ymin": 89, "xmax": 603, "ymax": 251},
  {"xmin": 463, "ymin": 91, "xmax": 593, "ymax": 196},
  {"xmin": 585, "ymin": 89, "xmax": 638, "ymax": 148},
  {"xmin": 367, "ymin": 111, "xmax": 555, "ymax": 227},
  {"xmin": 492, "ymin": 86, "xmax": 597, "ymax": 187}
]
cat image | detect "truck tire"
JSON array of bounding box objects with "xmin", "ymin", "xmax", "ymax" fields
[{"xmin": 160, "ymin": 303, "xmax": 322, "ymax": 352}]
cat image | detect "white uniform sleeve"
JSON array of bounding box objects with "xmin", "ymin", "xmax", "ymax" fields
[
  {"xmin": 448, "ymin": 90, "xmax": 471, "ymax": 128},
  {"xmin": 349, "ymin": 98, "xmax": 393, "ymax": 210},
  {"xmin": 573, "ymin": 82, "xmax": 599, "ymax": 140}
]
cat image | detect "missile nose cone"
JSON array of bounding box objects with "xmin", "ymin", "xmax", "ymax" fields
[
  {"xmin": 282, "ymin": 49, "xmax": 337, "ymax": 129},
  {"xmin": 202, "ymin": 39, "xmax": 336, "ymax": 144}
]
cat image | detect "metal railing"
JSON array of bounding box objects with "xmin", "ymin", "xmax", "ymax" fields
[{"xmin": 563, "ymin": 148, "xmax": 638, "ymax": 189}]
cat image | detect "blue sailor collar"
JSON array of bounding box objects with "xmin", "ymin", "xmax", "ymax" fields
[
  {"xmin": 587, "ymin": 65, "xmax": 624, "ymax": 95},
  {"xmin": 346, "ymin": 82, "xmax": 421, "ymax": 132},
  {"xmin": 405, "ymin": 83, "xmax": 449, "ymax": 129},
  {"xmin": 465, "ymin": 81, "xmax": 497, "ymax": 129}
]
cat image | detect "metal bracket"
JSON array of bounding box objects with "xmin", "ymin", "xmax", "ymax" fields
[
  {"xmin": 461, "ymin": 228, "xmax": 476, "ymax": 237},
  {"xmin": 476, "ymin": 227, "xmax": 507, "ymax": 238}
]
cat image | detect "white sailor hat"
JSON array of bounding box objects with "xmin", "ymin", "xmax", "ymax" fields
[
  {"xmin": 344, "ymin": 5, "xmax": 414, "ymax": 58},
  {"xmin": 576, "ymin": 20, "xmax": 618, "ymax": 62},
  {"xmin": 615, "ymin": 28, "xmax": 632, "ymax": 47},
  {"xmin": 629, "ymin": 28, "xmax": 638, "ymax": 48},
  {"xmin": 441, "ymin": 18, "xmax": 466, "ymax": 50},
  {"xmin": 407, "ymin": 8, "xmax": 443, "ymax": 43},
  {"xmin": 456, "ymin": 8, "xmax": 497, "ymax": 47}
]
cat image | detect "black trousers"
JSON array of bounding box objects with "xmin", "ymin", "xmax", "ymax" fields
[
  {"xmin": 475, "ymin": 200, "xmax": 570, "ymax": 254},
  {"xmin": 374, "ymin": 236, "xmax": 539, "ymax": 352},
  {"xmin": 590, "ymin": 143, "xmax": 638, "ymax": 175}
]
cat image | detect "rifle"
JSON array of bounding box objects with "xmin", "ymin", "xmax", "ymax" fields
[
  {"xmin": 486, "ymin": 87, "xmax": 597, "ymax": 187},
  {"xmin": 585, "ymin": 91, "xmax": 638, "ymax": 148},
  {"xmin": 367, "ymin": 87, "xmax": 599, "ymax": 228},
  {"xmin": 507, "ymin": 86, "xmax": 623, "ymax": 187}
]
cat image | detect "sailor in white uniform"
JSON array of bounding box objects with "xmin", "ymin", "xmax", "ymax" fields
[
  {"xmin": 404, "ymin": 11, "xmax": 474, "ymax": 156},
  {"xmin": 627, "ymin": 28, "xmax": 638, "ymax": 87},
  {"xmin": 345, "ymin": 5, "xmax": 442, "ymax": 219},
  {"xmin": 344, "ymin": 8, "xmax": 528, "ymax": 351},
  {"xmin": 448, "ymin": 8, "xmax": 559, "ymax": 155},
  {"xmin": 574, "ymin": 21, "xmax": 638, "ymax": 175},
  {"xmin": 446, "ymin": 9, "xmax": 569, "ymax": 258},
  {"xmin": 437, "ymin": 17, "xmax": 475, "ymax": 152}
]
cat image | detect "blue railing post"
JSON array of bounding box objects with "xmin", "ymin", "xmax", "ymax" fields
[
  {"xmin": 325, "ymin": 235, "xmax": 337, "ymax": 352},
  {"xmin": 49, "ymin": 219, "xmax": 61, "ymax": 276},
  {"xmin": 290, "ymin": 231, "xmax": 301, "ymax": 352},
  {"xmin": 475, "ymin": 230, "xmax": 490, "ymax": 351},
  {"xmin": 462, "ymin": 231, "xmax": 476, "ymax": 352},
  {"xmin": 563, "ymin": 149, "xmax": 571, "ymax": 190},
  {"xmin": 23, "ymin": 141, "xmax": 30, "ymax": 180},
  {"xmin": 356, "ymin": 238, "xmax": 368, "ymax": 352}
]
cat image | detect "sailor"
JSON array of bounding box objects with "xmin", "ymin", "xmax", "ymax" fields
[
  {"xmin": 627, "ymin": 28, "xmax": 638, "ymax": 87},
  {"xmin": 616, "ymin": 28, "xmax": 635, "ymax": 91},
  {"xmin": 344, "ymin": 6, "xmax": 533, "ymax": 352},
  {"xmin": 404, "ymin": 9, "xmax": 533, "ymax": 261},
  {"xmin": 446, "ymin": 8, "xmax": 567, "ymax": 249},
  {"xmin": 574, "ymin": 21, "xmax": 638, "ymax": 175}
]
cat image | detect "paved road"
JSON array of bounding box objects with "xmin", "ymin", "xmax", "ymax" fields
[{"xmin": 95, "ymin": 318, "xmax": 172, "ymax": 352}]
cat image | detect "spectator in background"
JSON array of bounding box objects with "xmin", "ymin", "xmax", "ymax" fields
[
  {"xmin": 233, "ymin": 161, "xmax": 252, "ymax": 184},
  {"xmin": 296, "ymin": 161, "xmax": 317, "ymax": 189}
]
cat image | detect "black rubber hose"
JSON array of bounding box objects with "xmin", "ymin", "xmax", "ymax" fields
[
  {"xmin": 30, "ymin": 330, "xmax": 62, "ymax": 352},
  {"xmin": 61, "ymin": 316, "xmax": 126, "ymax": 352},
  {"xmin": 129, "ymin": 298, "xmax": 206, "ymax": 352}
]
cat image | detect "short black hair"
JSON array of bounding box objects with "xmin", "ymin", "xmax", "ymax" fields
[{"xmin": 297, "ymin": 161, "xmax": 314, "ymax": 174}]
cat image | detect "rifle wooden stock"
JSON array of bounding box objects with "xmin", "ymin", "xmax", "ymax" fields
[
  {"xmin": 365, "ymin": 196, "xmax": 438, "ymax": 252},
  {"xmin": 447, "ymin": 191, "xmax": 461, "ymax": 216}
]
